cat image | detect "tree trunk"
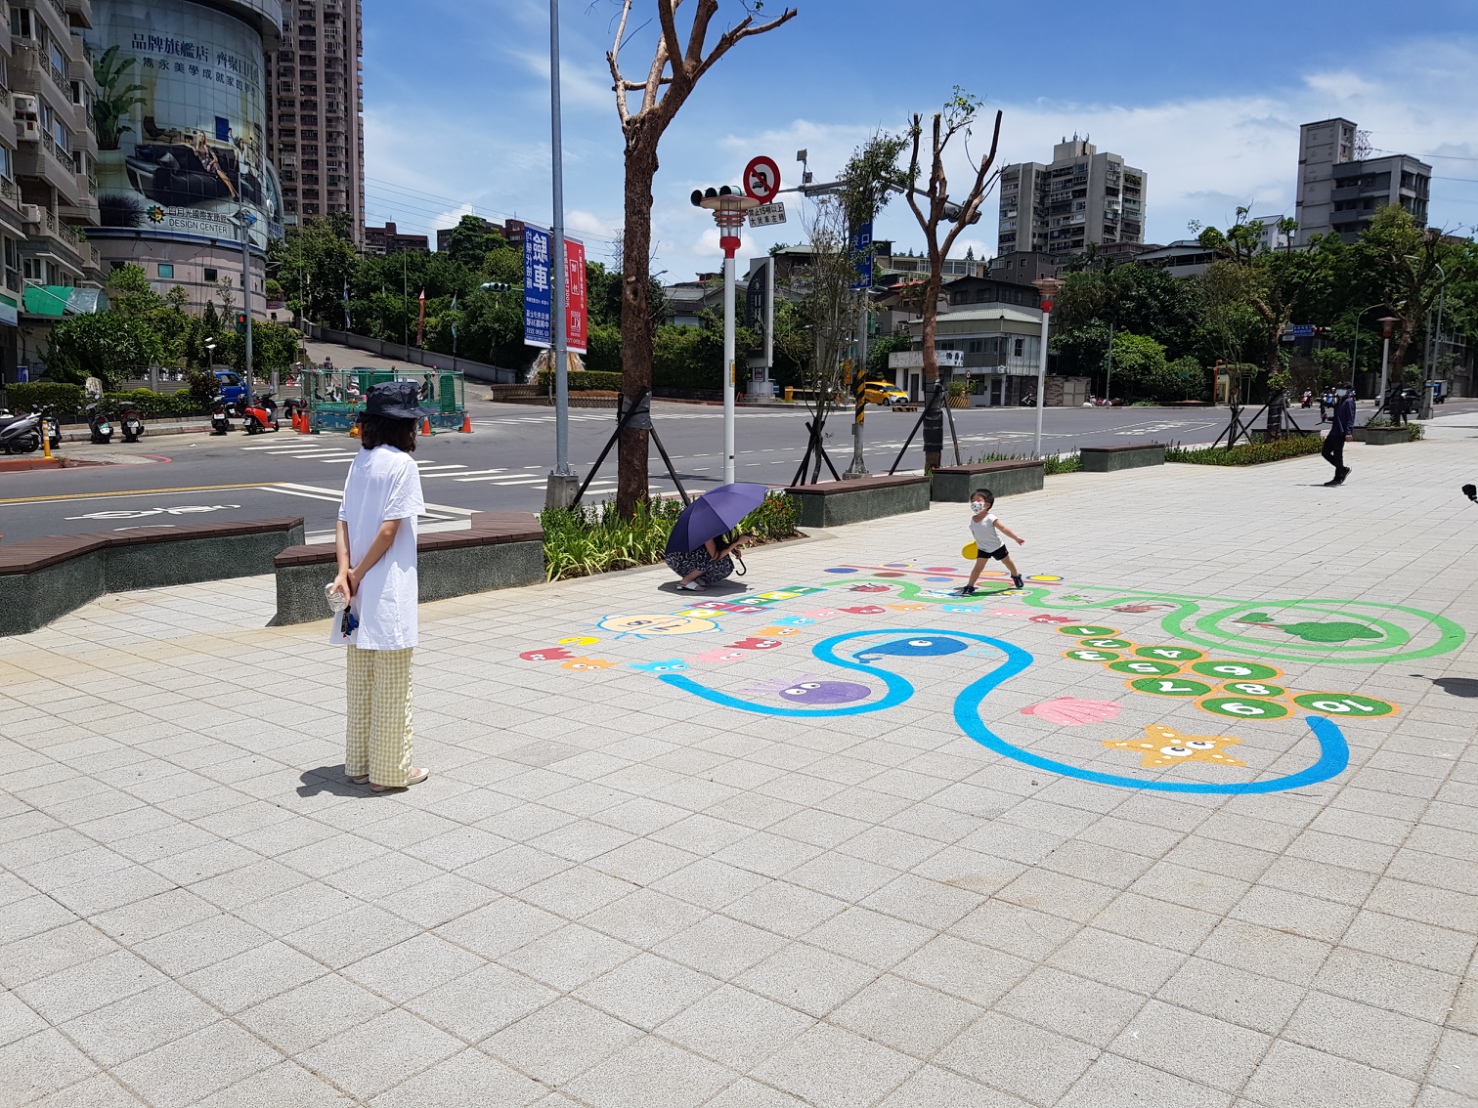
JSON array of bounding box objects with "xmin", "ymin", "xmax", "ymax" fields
[
  {"xmin": 618, "ymin": 127, "xmax": 659, "ymax": 517},
  {"xmin": 920, "ymin": 269, "xmax": 944, "ymax": 471}
]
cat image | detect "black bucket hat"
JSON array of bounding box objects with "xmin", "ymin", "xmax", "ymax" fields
[{"xmin": 364, "ymin": 380, "xmax": 436, "ymax": 421}]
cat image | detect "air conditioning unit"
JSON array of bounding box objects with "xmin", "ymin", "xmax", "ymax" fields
[
  {"xmin": 20, "ymin": 204, "xmax": 43, "ymax": 225},
  {"xmin": 13, "ymin": 94, "xmax": 38, "ymax": 115},
  {"xmin": 15, "ymin": 118, "xmax": 40, "ymax": 141}
]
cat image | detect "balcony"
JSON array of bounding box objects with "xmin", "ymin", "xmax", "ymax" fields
[{"xmin": 16, "ymin": 128, "xmax": 83, "ymax": 203}]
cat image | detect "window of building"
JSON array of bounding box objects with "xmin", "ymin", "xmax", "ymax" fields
[
  {"xmin": 204, "ymin": 267, "xmax": 218, "ymax": 282},
  {"xmin": 0, "ymin": 146, "xmax": 11, "ymax": 180},
  {"xmin": 50, "ymin": 42, "xmax": 66, "ymax": 76},
  {"xmin": 9, "ymin": 7, "xmax": 33, "ymax": 39},
  {"xmin": 158, "ymin": 263, "xmax": 174, "ymax": 278},
  {"xmin": 23, "ymin": 257, "xmax": 43, "ymax": 281},
  {"xmin": 1013, "ymin": 338, "xmax": 1024, "ymax": 357},
  {"xmin": 3, "ymin": 237, "xmax": 18, "ymax": 291}
]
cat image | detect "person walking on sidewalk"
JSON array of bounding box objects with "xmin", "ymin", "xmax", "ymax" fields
[
  {"xmin": 959, "ymin": 489, "xmax": 1026, "ymax": 595},
  {"xmin": 1322, "ymin": 386, "xmax": 1356, "ymax": 487},
  {"xmin": 330, "ymin": 382, "xmax": 432, "ymax": 791}
]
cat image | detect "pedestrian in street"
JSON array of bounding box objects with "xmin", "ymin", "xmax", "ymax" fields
[
  {"xmin": 330, "ymin": 381, "xmax": 431, "ymax": 791},
  {"xmin": 959, "ymin": 489, "xmax": 1026, "ymax": 595},
  {"xmin": 1322, "ymin": 385, "xmax": 1356, "ymax": 487}
]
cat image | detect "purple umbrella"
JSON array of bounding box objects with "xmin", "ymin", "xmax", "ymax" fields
[{"xmin": 665, "ymin": 483, "xmax": 769, "ymax": 555}]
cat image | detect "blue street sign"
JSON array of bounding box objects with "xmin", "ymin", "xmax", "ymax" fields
[
  {"xmin": 851, "ymin": 221, "xmax": 873, "ymax": 290},
  {"xmin": 523, "ymin": 223, "xmax": 552, "ymax": 348},
  {"xmin": 1290, "ymin": 323, "xmax": 1314, "ymax": 338}
]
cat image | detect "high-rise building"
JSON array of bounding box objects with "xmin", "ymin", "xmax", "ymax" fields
[
  {"xmin": 997, "ymin": 137, "xmax": 1146, "ymax": 256},
  {"xmin": 1294, "ymin": 118, "xmax": 1429, "ymax": 244},
  {"xmin": 82, "ymin": 0, "xmax": 285, "ymax": 320},
  {"xmin": 265, "ymin": 0, "xmax": 364, "ymax": 241},
  {"xmin": 3, "ymin": 0, "xmax": 104, "ymax": 375}
]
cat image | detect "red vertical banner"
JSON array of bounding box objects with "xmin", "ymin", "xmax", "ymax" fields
[{"xmin": 564, "ymin": 238, "xmax": 587, "ymax": 354}]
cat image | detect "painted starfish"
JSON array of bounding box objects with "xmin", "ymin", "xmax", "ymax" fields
[{"xmin": 1103, "ymin": 724, "xmax": 1246, "ymax": 769}]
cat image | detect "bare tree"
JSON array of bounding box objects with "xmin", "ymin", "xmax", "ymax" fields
[
  {"xmin": 903, "ymin": 88, "xmax": 1003, "ymax": 469},
  {"xmin": 606, "ymin": 0, "xmax": 797, "ymax": 514},
  {"xmin": 794, "ymin": 197, "xmax": 858, "ymax": 482}
]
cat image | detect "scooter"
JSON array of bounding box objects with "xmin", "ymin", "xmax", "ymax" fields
[
  {"xmin": 0, "ymin": 407, "xmax": 43, "ymax": 453},
  {"xmin": 120, "ymin": 404, "xmax": 145, "ymax": 443},
  {"xmin": 210, "ymin": 392, "xmax": 233, "ymax": 435},
  {"xmin": 86, "ymin": 402, "xmax": 114, "ymax": 444},
  {"xmin": 241, "ymin": 391, "xmax": 279, "ymax": 434}
]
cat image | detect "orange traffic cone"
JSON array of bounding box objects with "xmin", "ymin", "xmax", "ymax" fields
[
  {"xmin": 421, "ymin": 417, "xmax": 432, "ymax": 436},
  {"xmin": 459, "ymin": 412, "xmax": 472, "ymax": 433}
]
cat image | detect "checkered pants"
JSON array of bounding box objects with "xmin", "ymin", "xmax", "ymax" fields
[{"xmin": 345, "ymin": 645, "xmax": 414, "ymax": 788}]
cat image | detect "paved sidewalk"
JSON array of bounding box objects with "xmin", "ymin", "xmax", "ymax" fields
[{"xmin": 3, "ymin": 421, "xmax": 1477, "ymax": 1107}]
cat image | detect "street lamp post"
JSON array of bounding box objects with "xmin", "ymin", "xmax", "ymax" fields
[
  {"xmin": 1031, "ymin": 277, "xmax": 1062, "ymax": 458},
  {"xmin": 234, "ymin": 210, "xmax": 256, "ymax": 393},
  {"xmin": 1377, "ymin": 315, "xmax": 1398, "ymax": 418},
  {"xmin": 545, "ymin": 0, "xmax": 577, "ymax": 507},
  {"xmin": 693, "ymin": 185, "xmax": 758, "ymax": 484}
]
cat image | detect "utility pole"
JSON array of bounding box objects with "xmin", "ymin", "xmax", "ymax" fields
[{"xmin": 235, "ymin": 209, "xmax": 255, "ymax": 389}]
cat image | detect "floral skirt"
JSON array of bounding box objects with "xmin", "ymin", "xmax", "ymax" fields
[{"xmin": 664, "ymin": 549, "xmax": 735, "ymax": 586}]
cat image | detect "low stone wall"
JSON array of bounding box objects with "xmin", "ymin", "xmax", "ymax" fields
[
  {"xmin": 1355, "ymin": 426, "xmax": 1410, "ymax": 446},
  {"xmin": 1080, "ymin": 444, "xmax": 1167, "ymax": 472},
  {"xmin": 0, "ymin": 518, "xmax": 305, "ymax": 636},
  {"xmin": 784, "ymin": 475, "xmax": 930, "ymax": 528},
  {"xmin": 272, "ymin": 512, "xmax": 545, "ymax": 626},
  {"xmin": 931, "ymin": 460, "xmax": 1044, "ymax": 502}
]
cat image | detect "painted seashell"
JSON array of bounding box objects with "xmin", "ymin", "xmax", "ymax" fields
[{"xmin": 1020, "ymin": 697, "xmax": 1122, "ymax": 726}]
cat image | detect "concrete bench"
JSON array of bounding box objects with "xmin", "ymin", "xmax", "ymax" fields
[
  {"xmin": 931, "ymin": 459, "xmax": 1044, "ymax": 502},
  {"xmin": 1080, "ymin": 443, "xmax": 1166, "ymax": 472},
  {"xmin": 0, "ymin": 517, "xmax": 305, "ymax": 636},
  {"xmin": 783, "ymin": 475, "xmax": 930, "ymax": 528},
  {"xmin": 272, "ymin": 511, "xmax": 545, "ymax": 626}
]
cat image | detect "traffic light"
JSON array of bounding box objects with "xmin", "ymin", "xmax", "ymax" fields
[
  {"xmin": 479, "ymin": 281, "xmax": 511, "ymax": 292},
  {"xmin": 234, "ymin": 312, "xmax": 247, "ymax": 335}
]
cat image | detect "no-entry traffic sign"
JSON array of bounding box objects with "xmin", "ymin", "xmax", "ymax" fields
[{"xmin": 744, "ymin": 156, "xmax": 781, "ymax": 204}]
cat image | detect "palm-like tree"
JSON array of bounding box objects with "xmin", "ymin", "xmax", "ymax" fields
[{"xmin": 93, "ymin": 46, "xmax": 146, "ymax": 152}]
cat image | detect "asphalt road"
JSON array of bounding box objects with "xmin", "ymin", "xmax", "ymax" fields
[{"xmin": 1, "ymin": 396, "xmax": 1451, "ymax": 544}]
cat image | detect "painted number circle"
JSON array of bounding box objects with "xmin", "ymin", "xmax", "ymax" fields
[
  {"xmin": 1057, "ymin": 625, "xmax": 1119, "ymax": 637},
  {"xmin": 1130, "ymin": 677, "xmax": 1213, "ymax": 697},
  {"xmin": 1190, "ymin": 660, "xmax": 1280, "ymax": 681},
  {"xmin": 1080, "ymin": 638, "xmax": 1132, "ymax": 649},
  {"xmin": 1066, "ymin": 649, "xmax": 1120, "ymax": 662},
  {"xmin": 1292, "ymin": 693, "xmax": 1397, "ymax": 717},
  {"xmin": 1134, "ymin": 646, "xmax": 1205, "ymax": 662},
  {"xmin": 1222, "ymin": 682, "xmax": 1287, "ymax": 698},
  {"xmin": 1199, "ymin": 697, "xmax": 1291, "ymax": 720},
  {"xmin": 1108, "ymin": 659, "xmax": 1180, "ymax": 676}
]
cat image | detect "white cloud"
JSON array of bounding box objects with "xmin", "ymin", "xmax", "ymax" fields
[{"xmin": 363, "ymin": 34, "xmax": 1478, "ymax": 276}]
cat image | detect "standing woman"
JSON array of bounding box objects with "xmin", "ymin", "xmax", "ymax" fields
[{"xmin": 330, "ymin": 382, "xmax": 432, "ymax": 790}]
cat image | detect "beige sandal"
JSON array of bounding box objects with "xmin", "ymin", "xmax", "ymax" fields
[{"xmin": 370, "ymin": 767, "xmax": 429, "ymax": 792}]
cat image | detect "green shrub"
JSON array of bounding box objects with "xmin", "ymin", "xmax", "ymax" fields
[
  {"xmin": 100, "ymin": 389, "xmax": 210, "ymax": 418},
  {"xmin": 3, "ymin": 382, "xmax": 86, "ymax": 413},
  {"xmin": 971, "ymin": 449, "xmax": 1081, "ymax": 475},
  {"xmin": 540, "ymin": 491, "xmax": 799, "ymax": 581},
  {"xmin": 1166, "ymin": 436, "xmax": 1323, "ymax": 465},
  {"xmin": 1406, "ymin": 421, "xmax": 1425, "ymax": 441},
  {"xmin": 535, "ymin": 368, "xmax": 622, "ymax": 392}
]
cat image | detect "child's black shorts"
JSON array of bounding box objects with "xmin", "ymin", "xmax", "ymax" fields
[{"xmin": 977, "ymin": 544, "xmax": 1009, "ymax": 561}]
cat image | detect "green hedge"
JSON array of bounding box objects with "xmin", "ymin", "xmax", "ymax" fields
[
  {"xmin": 100, "ymin": 389, "xmax": 211, "ymax": 418},
  {"xmin": 535, "ymin": 369, "xmax": 621, "ymax": 392},
  {"xmin": 1166, "ymin": 436, "xmax": 1323, "ymax": 466},
  {"xmin": 3, "ymin": 382, "xmax": 85, "ymax": 412}
]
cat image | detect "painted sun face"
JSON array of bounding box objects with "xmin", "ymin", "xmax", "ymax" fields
[{"xmin": 598, "ymin": 614, "xmax": 718, "ymax": 637}]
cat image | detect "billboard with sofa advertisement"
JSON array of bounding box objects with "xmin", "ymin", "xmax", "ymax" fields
[{"xmin": 87, "ymin": 0, "xmax": 282, "ymax": 250}]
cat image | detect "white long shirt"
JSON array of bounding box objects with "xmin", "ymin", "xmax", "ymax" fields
[{"xmin": 332, "ymin": 445, "xmax": 425, "ymax": 650}]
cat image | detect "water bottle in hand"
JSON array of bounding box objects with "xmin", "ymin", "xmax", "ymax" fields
[{"xmin": 325, "ymin": 582, "xmax": 348, "ymax": 613}]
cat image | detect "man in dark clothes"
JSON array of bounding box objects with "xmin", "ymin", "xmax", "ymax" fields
[{"xmin": 1323, "ymin": 386, "xmax": 1356, "ymax": 486}]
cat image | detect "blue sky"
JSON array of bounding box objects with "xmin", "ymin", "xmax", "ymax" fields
[{"xmin": 361, "ymin": 0, "xmax": 1478, "ymax": 279}]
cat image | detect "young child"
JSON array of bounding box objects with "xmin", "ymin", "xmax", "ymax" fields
[
  {"xmin": 959, "ymin": 488, "xmax": 1026, "ymax": 595},
  {"xmin": 330, "ymin": 381, "xmax": 430, "ymax": 791}
]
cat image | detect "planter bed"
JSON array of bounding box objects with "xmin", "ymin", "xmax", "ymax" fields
[
  {"xmin": 784, "ymin": 475, "xmax": 930, "ymax": 528},
  {"xmin": 1079, "ymin": 444, "xmax": 1167, "ymax": 472},
  {"xmin": 931, "ymin": 459, "xmax": 1044, "ymax": 502}
]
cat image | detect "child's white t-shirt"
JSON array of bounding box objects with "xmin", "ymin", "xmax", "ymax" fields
[
  {"xmin": 970, "ymin": 512, "xmax": 1003, "ymax": 553},
  {"xmin": 332, "ymin": 445, "xmax": 425, "ymax": 649}
]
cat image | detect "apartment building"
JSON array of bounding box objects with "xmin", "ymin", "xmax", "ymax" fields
[
  {"xmin": 434, "ymin": 217, "xmax": 525, "ymax": 253},
  {"xmin": 998, "ymin": 137, "xmax": 1146, "ymax": 256},
  {"xmin": 364, "ymin": 220, "xmax": 426, "ymax": 254},
  {"xmin": 1294, "ymin": 119, "xmax": 1429, "ymax": 244},
  {"xmin": 265, "ymin": 0, "xmax": 364, "ymax": 241},
  {"xmin": 4, "ymin": 0, "xmax": 103, "ymax": 376}
]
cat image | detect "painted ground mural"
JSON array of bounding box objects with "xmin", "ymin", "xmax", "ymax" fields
[{"xmin": 518, "ymin": 561, "xmax": 1463, "ymax": 796}]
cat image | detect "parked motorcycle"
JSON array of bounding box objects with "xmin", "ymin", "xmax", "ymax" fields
[
  {"xmin": 0, "ymin": 407, "xmax": 43, "ymax": 453},
  {"xmin": 241, "ymin": 391, "xmax": 280, "ymax": 434},
  {"xmin": 120, "ymin": 404, "xmax": 145, "ymax": 443},
  {"xmin": 86, "ymin": 402, "xmax": 114, "ymax": 444},
  {"xmin": 210, "ymin": 393, "xmax": 233, "ymax": 435}
]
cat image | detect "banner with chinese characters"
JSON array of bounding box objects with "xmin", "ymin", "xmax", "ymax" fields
[
  {"xmin": 86, "ymin": 0, "xmax": 281, "ymax": 251},
  {"xmin": 523, "ymin": 225, "xmax": 588, "ymax": 354}
]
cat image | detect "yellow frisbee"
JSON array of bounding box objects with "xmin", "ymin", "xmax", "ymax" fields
[{"xmin": 962, "ymin": 542, "xmax": 979, "ymax": 560}]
